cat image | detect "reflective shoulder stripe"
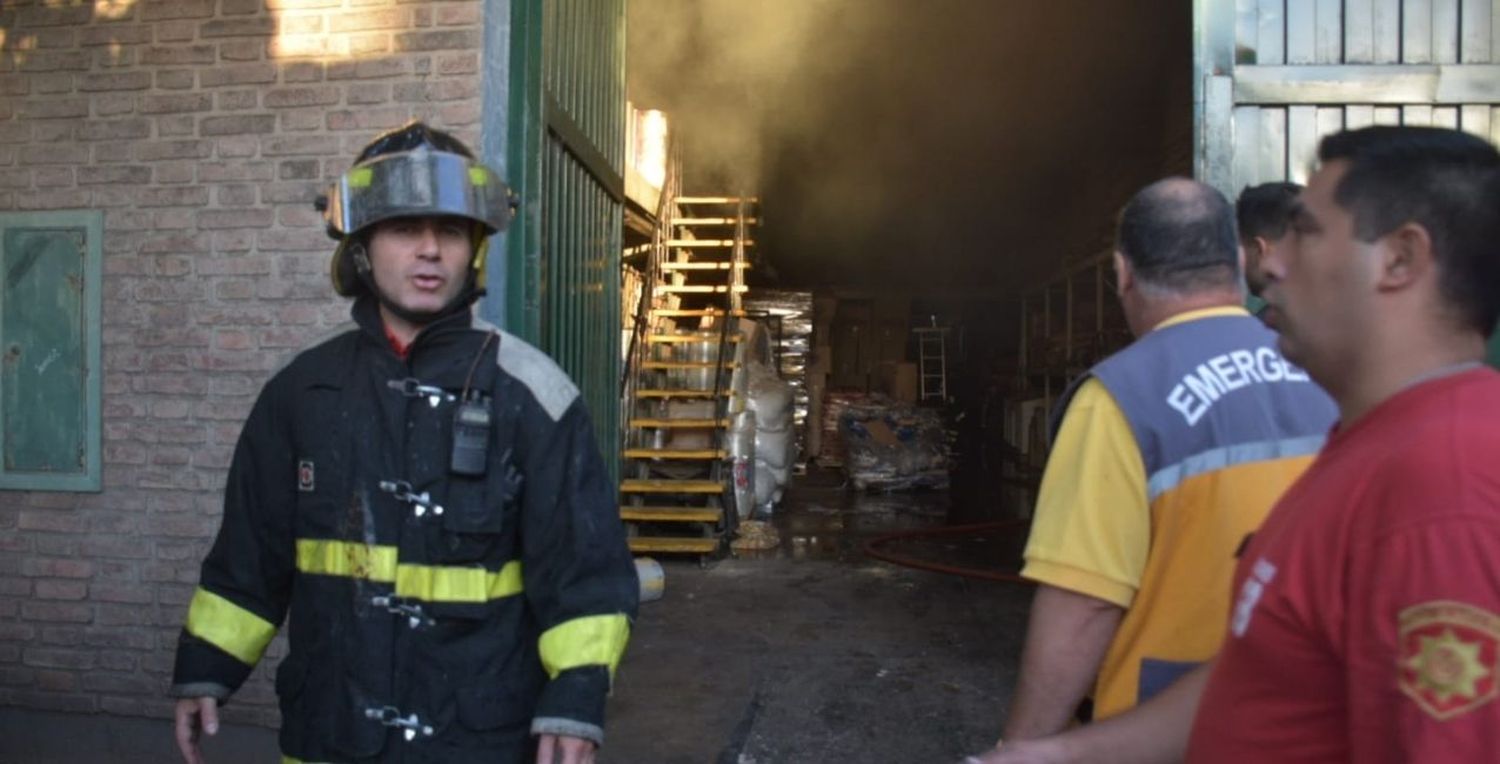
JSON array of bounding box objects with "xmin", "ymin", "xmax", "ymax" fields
[
  {"xmin": 1146, "ymin": 434, "xmax": 1326, "ymax": 502},
  {"xmin": 538, "ymin": 613, "xmax": 631, "ymax": 680},
  {"xmin": 185, "ymin": 587, "xmax": 277, "ymax": 667},
  {"xmin": 295, "ymin": 538, "xmax": 523, "ymax": 603},
  {"xmin": 395, "ymin": 560, "xmax": 523, "ymax": 602},
  {"xmin": 494, "ymin": 329, "xmax": 579, "ymax": 422}
]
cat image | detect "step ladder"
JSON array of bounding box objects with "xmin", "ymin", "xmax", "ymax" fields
[
  {"xmin": 915, "ymin": 327, "xmax": 949, "ymax": 403},
  {"xmin": 619, "ymin": 194, "xmax": 759, "ymax": 557}
]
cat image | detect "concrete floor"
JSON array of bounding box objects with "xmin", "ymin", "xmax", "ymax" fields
[{"xmin": 0, "ymin": 467, "xmax": 1036, "ymax": 763}]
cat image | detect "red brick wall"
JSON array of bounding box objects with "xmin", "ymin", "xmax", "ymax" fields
[{"xmin": 0, "ymin": 0, "xmax": 487, "ymax": 726}]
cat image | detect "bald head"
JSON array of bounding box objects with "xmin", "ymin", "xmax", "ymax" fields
[{"xmin": 1116, "ymin": 177, "xmax": 1240, "ymax": 294}]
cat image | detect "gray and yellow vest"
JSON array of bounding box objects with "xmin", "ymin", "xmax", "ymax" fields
[{"xmin": 1055, "ymin": 311, "xmax": 1336, "ymax": 718}]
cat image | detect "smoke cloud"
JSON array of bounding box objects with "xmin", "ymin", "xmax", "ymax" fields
[{"xmin": 628, "ymin": 0, "xmax": 1190, "ymax": 295}]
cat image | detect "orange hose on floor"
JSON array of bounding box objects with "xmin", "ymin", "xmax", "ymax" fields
[{"xmin": 862, "ymin": 520, "xmax": 1037, "ymax": 584}]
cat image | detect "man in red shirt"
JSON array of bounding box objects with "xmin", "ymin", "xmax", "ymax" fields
[{"xmin": 967, "ymin": 126, "xmax": 1500, "ymax": 763}]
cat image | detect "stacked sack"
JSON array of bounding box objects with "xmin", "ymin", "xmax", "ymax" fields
[{"xmin": 745, "ymin": 359, "xmax": 795, "ymax": 511}]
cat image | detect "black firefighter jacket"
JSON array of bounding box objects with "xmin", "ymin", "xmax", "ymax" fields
[{"xmin": 171, "ymin": 296, "xmax": 639, "ymax": 763}]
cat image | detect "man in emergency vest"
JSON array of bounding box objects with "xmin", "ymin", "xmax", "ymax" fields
[
  {"xmin": 170, "ymin": 122, "xmax": 637, "ymax": 764},
  {"xmin": 997, "ymin": 178, "xmax": 1336, "ymax": 743}
]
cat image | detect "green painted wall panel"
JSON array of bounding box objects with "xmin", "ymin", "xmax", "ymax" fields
[
  {"xmin": 506, "ymin": 0, "xmax": 625, "ymax": 479},
  {"xmin": 0, "ymin": 211, "xmax": 103, "ymax": 491}
]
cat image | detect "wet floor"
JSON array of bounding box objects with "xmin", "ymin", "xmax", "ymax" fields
[{"xmin": 603, "ymin": 466, "xmax": 1036, "ymax": 763}]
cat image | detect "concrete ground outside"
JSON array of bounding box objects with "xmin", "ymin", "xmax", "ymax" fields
[{"xmin": 0, "ymin": 468, "xmax": 1034, "ymax": 763}]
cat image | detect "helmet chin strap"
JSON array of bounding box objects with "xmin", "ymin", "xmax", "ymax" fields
[{"xmin": 349, "ymin": 240, "xmax": 482, "ymax": 328}]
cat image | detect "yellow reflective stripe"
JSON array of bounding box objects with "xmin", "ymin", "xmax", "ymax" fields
[
  {"xmin": 295, "ymin": 538, "xmax": 398, "ymax": 583},
  {"xmin": 538, "ymin": 614, "xmax": 631, "ymax": 680},
  {"xmin": 294, "ymin": 539, "xmax": 523, "ymax": 603},
  {"xmin": 396, "ymin": 561, "xmax": 522, "ymax": 603},
  {"xmin": 184, "ymin": 588, "xmax": 276, "ymax": 667}
]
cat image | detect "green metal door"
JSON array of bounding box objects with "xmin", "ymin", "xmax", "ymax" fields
[{"xmin": 503, "ymin": 0, "xmax": 625, "ymax": 476}]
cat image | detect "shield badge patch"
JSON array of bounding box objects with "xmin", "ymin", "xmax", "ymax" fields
[{"xmin": 1398, "ymin": 600, "xmax": 1500, "ymax": 720}]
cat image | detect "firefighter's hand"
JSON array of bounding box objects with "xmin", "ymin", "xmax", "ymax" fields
[
  {"xmin": 174, "ymin": 696, "xmax": 219, "ymax": 764},
  {"xmin": 962, "ymin": 738, "xmax": 1071, "ymax": 764},
  {"xmin": 536, "ymin": 733, "xmax": 596, "ymax": 764}
]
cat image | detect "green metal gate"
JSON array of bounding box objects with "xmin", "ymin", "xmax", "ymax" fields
[{"xmin": 502, "ymin": 0, "xmax": 626, "ymax": 474}]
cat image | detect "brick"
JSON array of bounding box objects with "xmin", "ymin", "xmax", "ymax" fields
[
  {"xmin": 21, "ymin": 601, "xmax": 93, "ymax": 623},
  {"xmin": 33, "ymin": 670, "xmax": 78, "ymax": 692},
  {"xmin": 347, "ymin": 32, "xmax": 392, "ymax": 56},
  {"xmin": 136, "ymin": 140, "xmax": 213, "ymax": 161},
  {"xmin": 276, "ymin": 206, "xmax": 321, "ymax": 227},
  {"xmin": 34, "ymin": 580, "xmax": 88, "ymax": 601},
  {"xmin": 89, "ymin": 627, "xmax": 157, "ymax": 651},
  {"xmin": 0, "ymin": 76, "xmax": 28, "ymax": 96},
  {"xmin": 438, "ymin": 101, "xmax": 480, "ymax": 126},
  {"xmin": 31, "ymin": 73, "xmax": 74, "ymax": 95},
  {"xmin": 39, "ymin": 625, "xmax": 84, "ymax": 646},
  {"xmin": 277, "ymin": 13, "xmax": 327, "ymax": 35},
  {"xmin": 0, "ymin": 122, "xmax": 31, "ymax": 142},
  {"xmin": 281, "ymin": 61, "xmax": 324, "ymax": 83},
  {"xmin": 32, "ymin": 121, "xmax": 77, "ymax": 143},
  {"xmin": 276, "ymin": 159, "xmax": 320, "ymax": 180},
  {"xmin": 141, "ymin": 45, "xmax": 216, "ymax": 66},
  {"xmin": 393, "ymin": 78, "xmax": 477, "ymax": 103},
  {"xmin": 90, "ymin": 582, "xmax": 155, "ymax": 603},
  {"xmin": 98, "ymin": 651, "xmax": 139, "ymax": 672},
  {"xmin": 255, "ymin": 227, "xmax": 327, "ymax": 251},
  {"xmin": 19, "ymin": 50, "xmax": 93, "ymax": 73},
  {"xmin": 79, "ymin": 538, "xmax": 154, "ymax": 562},
  {"xmin": 218, "ymin": 39, "xmax": 265, "ymax": 61},
  {"xmin": 215, "ymin": 184, "xmax": 259, "ymax": 206},
  {"xmin": 17, "ymin": 189, "xmax": 92, "ymax": 210},
  {"xmin": 150, "ymin": 446, "xmax": 194, "ymax": 466},
  {"xmin": 197, "ymin": 208, "xmax": 272, "ymax": 229},
  {"xmin": 218, "ymin": 89, "xmax": 260, "ymax": 110},
  {"xmin": 264, "ymin": 85, "xmax": 340, "ymax": 108},
  {"xmin": 155, "ymin": 70, "xmax": 196, "ymax": 90},
  {"xmin": 200, "ymin": 17, "xmax": 277, "ymax": 38},
  {"xmin": 221, "ymin": 0, "xmax": 263, "ymax": 14},
  {"xmin": 437, "ymin": 53, "xmax": 479, "ymax": 76},
  {"xmin": 156, "ymin": 162, "xmax": 196, "ymax": 184},
  {"xmin": 327, "ymin": 106, "xmax": 411, "ymax": 131},
  {"xmin": 93, "ymin": 141, "xmax": 134, "ymax": 162},
  {"xmin": 95, "ymin": 46, "xmax": 137, "ymax": 68},
  {"xmin": 199, "ymin": 63, "xmax": 277, "ymax": 88},
  {"xmin": 22, "ymin": 557, "xmax": 93, "ymax": 580},
  {"xmin": 0, "ymin": 578, "xmax": 33, "ymax": 597},
  {"xmin": 96, "ymin": 603, "xmax": 156, "ymax": 626},
  {"xmin": 16, "ymin": 5, "xmax": 94, "ymax": 27},
  {"xmin": 138, "ymin": 186, "xmax": 211, "ymax": 207},
  {"xmin": 34, "ymin": 536, "xmax": 79, "ymax": 557},
  {"xmin": 80, "ymin": 25, "xmax": 154, "ymax": 47},
  {"xmin": 80, "ymin": 118, "xmax": 151, "ymax": 141},
  {"xmin": 268, "ymin": 34, "xmax": 339, "ymax": 59},
  {"xmin": 411, "ymin": 4, "xmax": 433, "ymax": 26},
  {"xmin": 216, "ymin": 135, "xmax": 260, "ymax": 158},
  {"xmin": 140, "ymin": 232, "xmax": 209, "ymax": 255},
  {"xmin": 202, "ymin": 114, "xmax": 274, "ymax": 136},
  {"xmin": 262, "ymin": 134, "xmax": 340, "ymax": 156},
  {"xmin": 31, "ymin": 27, "xmax": 78, "ymax": 49},
  {"xmin": 78, "ymin": 71, "xmax": 152, "ymax": 92},
  {"xmin": 141, "ymin": 92, "xmax": 212, "ymax": 114},
  {"xmin": 330, "ymin": 8, "xmax": 408, "ymax": 32},
  {"xmin": 141, "ymin": 0, "xmax": 214, "ymax": 21},
  {"xmin": 199, "ymin": 161, "xmax": 273, "ymax": 183},
  {"xmin": 17, "ymin": 511, "xmax": 89, "ymax": 533},
  {"xmin": 327, "ymin": 57, "xmax": 412, "ymax": 81},
  {"xmin": 279, "ymin": 108, "xmax": 322, "ymax": 131},
  {"xmin": 24, "ymin": 647, "xmax": 97, "ymax": 670},
  {"xmin": 149, "ymin": 398, "xmax": 193, "ymax": 418},
  {"xmin": 19, "ymin": 97, "xmax": 88, "ymax": 119},
  {"xmin": 78, "ymin": 165, "xmax": 153, "ymax": 185},
  {"xmin": 436, "ymin": 3, "xmax": 481, "ymax": 25},
  {"xmin": 34, "ymin": 167, "xmax": 73, "ymax": 187},
  {"xmin": 342, "ymin": 82, "xmax": 386, "ymax": 105},
  {"xmin": 155, "ymin": 20, "xmax": 198, "ymax": 43}
]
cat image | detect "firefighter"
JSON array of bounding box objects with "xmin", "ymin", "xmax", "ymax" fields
[{"xmin": 170, "ymin": 122, "xmax": 638, "ymax": 764}]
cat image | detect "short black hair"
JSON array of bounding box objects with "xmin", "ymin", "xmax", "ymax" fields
[
  {"xmin": 1236, "ymin": 182, "xmax": 1302, "ymax": 244},
  {"xmin": 1117, "ymin": 177, "xmax": 1240, "ymax": 292},
  {"xmin": 1318, "ymin": 126, "xmax": 1500, "ymax": 335}
]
